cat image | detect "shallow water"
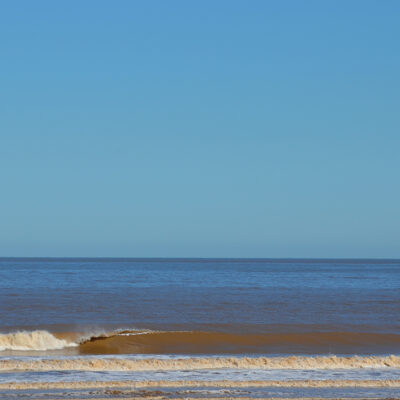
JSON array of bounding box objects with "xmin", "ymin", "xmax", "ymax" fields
[{"xmin": 2, "ymin": 386, "xmax": 400, "ymax": 399}]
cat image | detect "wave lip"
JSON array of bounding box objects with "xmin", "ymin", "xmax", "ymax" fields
[{"xmin": 0, "ymin": 331, "xmax": 77, "ymax": 351}]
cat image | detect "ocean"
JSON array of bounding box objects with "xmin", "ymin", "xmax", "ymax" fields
[{"xmin": 1, "ymin": 258, "xmax": 400, "ymax": 399}]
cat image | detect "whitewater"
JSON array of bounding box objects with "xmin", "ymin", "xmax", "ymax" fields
[
  {"xmin": 0, "ymin": 330, "xmax": 78, "ymax": 351},
  {"xmin": 2, "ymin": 353, "xmax": 400, "ymax": 372}
]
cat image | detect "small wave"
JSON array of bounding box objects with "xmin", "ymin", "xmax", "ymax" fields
[
  {"xmin": 1, "ymin": 355, "xmax": 400, "ymax": 372},
  {"xmin": 0, "ymin": 331, "xmax": 77, "ymax": 351},
  {"xmin": 3, "ymin": 329, "xmax": 400, "ymax": 355}
]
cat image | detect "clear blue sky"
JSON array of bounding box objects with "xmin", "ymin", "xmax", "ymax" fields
[{"xmin": 1, "ymin": 1, "xmax": 399, "ymax": 258}]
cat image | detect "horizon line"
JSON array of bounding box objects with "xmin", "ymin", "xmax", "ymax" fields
[{"xmin": 1, "ymin": 256, "xmax": 400, "ymax": 262}]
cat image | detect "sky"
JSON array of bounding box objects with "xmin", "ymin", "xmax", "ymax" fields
[{"xmin": 1, "ymin": 0, "xmax": 399, "ymax": 258}]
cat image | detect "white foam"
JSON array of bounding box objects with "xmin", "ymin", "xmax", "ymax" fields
[
  {"xmin": 0, "ymin": 331, "xmax": 77, "ymax": 351},
  {"xmin": 2, "ymin": 355, "xmax": 400, "ymax": 371}
]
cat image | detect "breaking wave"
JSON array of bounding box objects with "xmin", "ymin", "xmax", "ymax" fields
[{"xmin": 0, "ymin": 331, "xmax": 77, "ymax": 351}]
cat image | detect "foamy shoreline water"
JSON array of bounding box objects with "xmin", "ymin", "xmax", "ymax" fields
[
  {"xmin": 3, "ymin": 380, "xmax": 400, "ymax": 400},
  {"xmin": 2, "ymin": 378, "xmax": 400, "ymax": 390}
]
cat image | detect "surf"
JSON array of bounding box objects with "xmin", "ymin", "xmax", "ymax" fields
[{"xmin": 0, "ymin": 331, "xmax": 77, "ymax": 351}]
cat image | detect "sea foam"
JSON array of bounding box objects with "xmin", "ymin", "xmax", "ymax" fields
[
  {"xmin": 0, "ymin": 331, "xmax": 77, "ymax": 351},
  {"xmin": 1, "ymin": 355, "xmax": 400, "ymax": 371}
]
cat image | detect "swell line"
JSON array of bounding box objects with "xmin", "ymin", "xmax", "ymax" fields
[{"xmin": 68, "ymin": 330, "xmax": 400, "ymax": 355}]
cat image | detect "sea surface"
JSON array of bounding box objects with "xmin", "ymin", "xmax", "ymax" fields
[{"xmin": 1, "ymin": 258, "xmax": 400, "ymax": 399}]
